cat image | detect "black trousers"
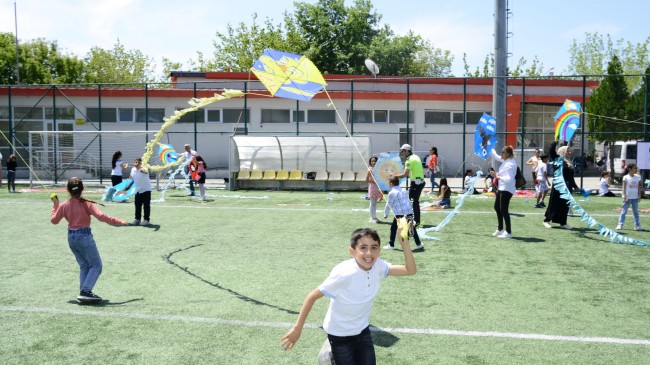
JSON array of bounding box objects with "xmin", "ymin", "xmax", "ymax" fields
[
  {"xmin": 134, "ymin": 191, "xmax": 151, "ymax": 221},
  {"xmin": 409, "ymin": 181, "xmax": 425, "ymax": 224},
  {"xmin": 494, "ymin": 190, "xmax": 513, "ymax": 233}
]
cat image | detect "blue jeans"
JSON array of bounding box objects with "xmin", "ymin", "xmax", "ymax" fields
[
  {"xmin": 618, "ymin": 198, "xmax": 640, "ymax": 226},
  {"xmin": 67, "ymin": 227, "xmax": 102, "ymax": 292},
  {"xmin": 328, "ymin": 326, "xmax": 376, "ymax": 365},
  {"xmin": 429, "ymin": 169, "xmax": 438, "ymax": 188}
]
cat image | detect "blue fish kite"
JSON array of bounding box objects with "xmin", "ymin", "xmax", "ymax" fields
[{"xmin": 474, "ymin": 112, "xmax": 497, "ymax": 159}]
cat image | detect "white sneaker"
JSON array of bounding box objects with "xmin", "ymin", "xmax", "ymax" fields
[
  {"xmin": 497, "ymin": 232, "xmax": 512, "ymax": 239},
  {"xmin": 616, "ymin": 225, "xmax": 622, "ymax": 230},
  {"xmin": 140, "ymin": 220, "xmax": 150, "ymax": 226},
  {"xmin": 635, "ymin": 225, "xmax": 644, "ymax": 231},
  {"xmin": 560, "ymin": 224, "xmax": 572, "ymax": 230},
  {"xmin": 492, "ymin": 229, "xmax": 504, "ymax": 236},
  {"xmin": 543, "ymin": 222, "xmax": 552, "ymax": 228},
  {"xmin": 383, "ymin": 245, "xmax": 395, "ymax": 250},
  {"xmin": 369, "ymin": 218, "xmax": 380, "ymax": 223},
  {"xmin": 131, "ymin": 219, "xmax": 140, "ymax": 225},
  {"xmin": 415, "ymin": 244, "xmax": 425, "ymax": 250}
]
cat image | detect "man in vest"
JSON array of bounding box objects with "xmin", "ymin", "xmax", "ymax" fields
[{"xmin": 392, "ymin": 144, "xmax": 425, "ymax": 226}]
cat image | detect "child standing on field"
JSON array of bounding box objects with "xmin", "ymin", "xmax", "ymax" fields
[
  {"xmin": 125, "ymin": 158, "xmax": 152, "ymax": 226},
  {"xmin": 6, "ymin": 154, "xmax": 17, "ymax": 193},
  {"xmin": 616, "ymin": 163, "xmax": 643, "ymax": 231},
  {"xmin": 534, "ymin": 153, "xmax": 550, "ymax": 208},
  {"xmin": 280, "ymin": 225, "xmax": 416, "ymax": 364},
  {"xmin": 195, "ymin": 155, "xmax": 208, "ymax": 200},
  {"xmin": 50, "ymin": 177, "xmax": 127, "ymax": 303},
  {"xmin": 365, "ymin": 156, "xmax": 383, "ymax": 223}
]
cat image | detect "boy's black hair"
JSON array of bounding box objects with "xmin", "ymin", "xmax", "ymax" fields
[
  {"xmin": 388, "ymin": 176, "xmax": 399, "ymax": 187},
  {"xmin": 350, "ymin": 228, "xmax": 381, "ymax": 248}
]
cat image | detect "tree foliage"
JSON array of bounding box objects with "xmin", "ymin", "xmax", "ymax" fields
[
  {"xmin": 568, "ymin": 32, "xmax": 650, "ymax": 91},
  {"xmin": 0, "ymin": 32, "xmax": 84, "ymax": 85},
  {"xmin": 206, "ymin": 0, "xmax": 452, "ymax": 77},
  {"xmin": 82, "ymin": 40, "xmax": 156, "ymax": 84},
  {"xmin": 462, "ymin": 53, "xmax": 546, "ymax": 78},
  {"xmin": 586, "ymin": 55, "xmax": 634, "ymax": 143}
]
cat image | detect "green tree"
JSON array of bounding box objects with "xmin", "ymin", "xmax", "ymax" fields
[
  {"xmin": 625, "ymin": 66, "xmax": 650, "ymax": 138},
  {"xmin": 0, "ymin": 32, "xmax": 84, "ymax": 84},
  {"xmin": 82, "ymin": 40, "xmax": 156, "ymax": 84},
  {"xmin": 567, "ymin": 32, "xmax": 650, "ymax": 90},
  {"xmin": 463, "ymin": 53, "xmax": 545, "ymax": 78},
  {"xmin": 586, "ymin": 55, "xmax": 632, "ymax": 176}
]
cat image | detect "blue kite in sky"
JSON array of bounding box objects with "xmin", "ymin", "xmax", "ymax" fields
[{"xmin": 474, "ymin": 112, "xmax": 497, "ymax": 159}]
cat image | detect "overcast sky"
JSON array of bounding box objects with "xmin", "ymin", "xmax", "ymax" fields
[{"xmin": 1, "ymin": 0, "xmax": 648, "ymax": 77}]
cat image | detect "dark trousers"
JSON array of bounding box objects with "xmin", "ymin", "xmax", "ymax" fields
[
  {"xmin": 389, "ymin": 214, "xmax": 421, "ymax": 246},
  {"xmin": 409, "ymin": 181, "xmax": 425, "ymax": 224},
  {"xmin": 328, "ymin": 326, "xmax": 376, "ymax": 365},
  {"xmin": 494, "ymin": 190, "xmax": 513, "ymax": 233},
  {"xmin": 184, "ymin": 166, "xmax": 195, "ymax": 194},
  {"xmin": 111, "ymin": 175, "xmax": 122, "ymax": 187},
  {"xmin": 134, "ymin": 191, "xmax": 151, "ymax": 221},
  {"xmin": 7, "ymin": 171, "xmax": 15, "ymax": 191}
]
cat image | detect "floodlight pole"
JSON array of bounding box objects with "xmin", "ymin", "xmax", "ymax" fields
[
  {"xmin": 14, "ymin": 0, "xmax": 20, "ymax": 84},
  {"xmin": 493, "ymin": 0, "xmax": 507, "ymax": 148}
]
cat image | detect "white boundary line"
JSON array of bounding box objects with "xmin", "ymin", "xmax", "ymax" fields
[{"xmin": 2, "ymin": 305, "xmax": 649, "ymax": 346}]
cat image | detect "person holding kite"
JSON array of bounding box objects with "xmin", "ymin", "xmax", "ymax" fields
[
  {"xmin": 50, "ymin": 177, "xmax": 127, "ymax": 303},
  {"xmin": 391, "ymin": 144, "xmax": 425, "ymax": 226},
  {"xmin": 490, "ymin": 145, "xmax": 518, "ymax": 238},
  {"xmin": 543, "ymin": 142, "xmax": 579, "ymax": 229},
  {"xmin": 280, "ymin": 225, "xmax": 415, "ymax": 364},
  {"xmin": 125, "ymin": 158, "xmax": 152, "ymax": 226}
]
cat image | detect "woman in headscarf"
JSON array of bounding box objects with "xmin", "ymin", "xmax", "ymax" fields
[{"xmin": 543, "ymin": 142, "xmax": 579, "ymax": 229}]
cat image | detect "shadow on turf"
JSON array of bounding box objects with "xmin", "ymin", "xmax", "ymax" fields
[
  {"xmin": 125, "ymin": 223, "xmax": 161, "ymax": 231},
  {"xmin": 370, "ymin": 326, "xmax": 400, "ymax": 348},
  {"xmin": 164, "ymin": 244, "xmax": 299, "ymax": 315},
  {"xmin": 67, "ymin": 298, "xmax": 144, "ymax": 306}
]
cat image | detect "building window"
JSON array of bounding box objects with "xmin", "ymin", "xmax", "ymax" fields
[
  {"xmin": 424, "ymin": 111, "xmax": 450, "ymax": 124},
  {"xmin": 87, "ymin": 108, "xmax": 117, "ymax": 123},
  {"xmin": 135, "ymin": 108, "xmax": 165, "ymax": 123},
  {"xmin": 519, "ymin": 103, "xmax": 561, "ymax": 149},
  {"xmin": 176, "ymin": 108, "xmax": 205, "ymax": 123},
  {"xmin": 389, "ymin": 110, "xmax": 414, "ymax": 124},
  {"xmin": 207, "ymin": 109, "xmax": 221, "ymax": 123},
  {"xmin": 292, "ymin": 110, "xmax": 306, "ymax": 123},
  {"xmin": 118, "ymin": 108, "xmax": 134, "ymax": 122},
  {"xmin": 262, "ymin": 109, "xmax": 290, "ymax": 123},
  {"xmin": 350, "ymin": 110, "xmax": 373, "ymax": 123},
  {"xmin": 452, "ymin": 111, "xmax": 485, "ymax": 124},
  {"xmin": 15, "ymin": 106, "xmax": 43, "ymax": 120},
  {"xmin": 223, "ymin": 108, "xmax": 247, "ymax": 123},
  {"xmin": 374, "ymin": 110, "xmax": 388, "ymax": 123},
  {"xmin": 45, "ymin": 107, "xmax": 75, "ymax": 120},
  {"xmin": 307, "ymin": 109, "xmax": 336, "ymax": 123}
]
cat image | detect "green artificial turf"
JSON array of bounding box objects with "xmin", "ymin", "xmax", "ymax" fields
[{"xmin": 0, "ymin": 185, "xmax": 649, "ymax": 364}]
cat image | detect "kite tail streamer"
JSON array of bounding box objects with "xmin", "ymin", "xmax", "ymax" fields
[
  {"xmin": 418, "ymin": 172, "xmax": 483, "ymax": 240},
  {"xmin": 141, "ymin": 90, "xmax": 245, "ymax": 173},
  {"xmin": 550, "ymin": 156, "xmax": 650, "ymax": 247}
]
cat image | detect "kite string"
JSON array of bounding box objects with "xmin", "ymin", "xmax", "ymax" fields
[{"xmin": 323, "ymin": 88, "xmax": 384, "ymax": 198}]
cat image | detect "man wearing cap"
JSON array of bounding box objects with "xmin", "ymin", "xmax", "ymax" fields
[
  {"xmin": 392, "ymin": 144, "xmax": 425, "ymax": 226},
  {"xmin": 182, "ymin": 144, "xmax": 198, "ymax": 196}
]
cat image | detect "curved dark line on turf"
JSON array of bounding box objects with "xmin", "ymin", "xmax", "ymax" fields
[{"xmin": 164, "ymin": 245, "xmax": 298, "ymax": 315}]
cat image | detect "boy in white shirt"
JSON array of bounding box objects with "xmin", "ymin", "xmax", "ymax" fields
[
  {"xmin": 125, "ymin": 158, "xmax": 152, "ymax": 226},
  {"xmin": 534, "ymin": 154, "xmax": 550, "ymax": 208},
  {"xmin": 280, "ymin": 225, "xmax": 416, "ymax": 364}
]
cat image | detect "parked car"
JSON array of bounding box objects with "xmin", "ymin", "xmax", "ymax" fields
[{"xmin": 607, "ymin": 140, "xmax": 638, "ymax": 181}]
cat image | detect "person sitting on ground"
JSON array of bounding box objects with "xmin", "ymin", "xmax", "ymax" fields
[{"xmin": 433, "ymin": 177, "xmax": 451, "ymax": 208}]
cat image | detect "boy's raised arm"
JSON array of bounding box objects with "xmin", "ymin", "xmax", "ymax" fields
[{"xmin": 389, "ymin": 220, "xmax": 417, "ymax": 276}]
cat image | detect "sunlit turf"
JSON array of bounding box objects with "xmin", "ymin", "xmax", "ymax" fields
[{"xmin": 1, "ymin": 186, "xmax": 649, "ymax": 364}]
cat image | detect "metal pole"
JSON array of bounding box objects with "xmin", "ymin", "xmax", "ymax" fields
[
  {"xmin": 519, "ymin": 78, "xmax": 526, "ymax": 169},
  {"xmin": 193, "ymin": 83, "xmax": 197, "ymax": 148},
  {"xmin": 350, "ymin": 81, "xmax": 354, "ymax": 135},
  {"xmin": 14, "ymin": 1, "xmax": 20, "ymax": 84},
  {"xmin": 296, "ymin": 100, "xmax": 299, "ymax": 136},
  {"xmin": 462, "ymin": 78, "xmax": 467, "ymax": 173},
  {"xmin": 406, "ymin": 79, "xmax": 410, "ymax": 145},
  {"xmin": 644, "ymin": 73, "xmax": 649, "ymax": 141},
  {"xmin": 52, "ymin": 86, "xmax": 57, "ymax": 184},
  {"xmin": 244, "ymin": 81, "xmax": 248, "ymax": 135},
  {"xmin": 493, "ymin": 0, "xmax": 507, "ymax": 148}
]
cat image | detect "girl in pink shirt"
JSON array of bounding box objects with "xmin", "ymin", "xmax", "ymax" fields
[{"xmin": 51, "ymin": 177, "xmax": 127, "ymax": 303}]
